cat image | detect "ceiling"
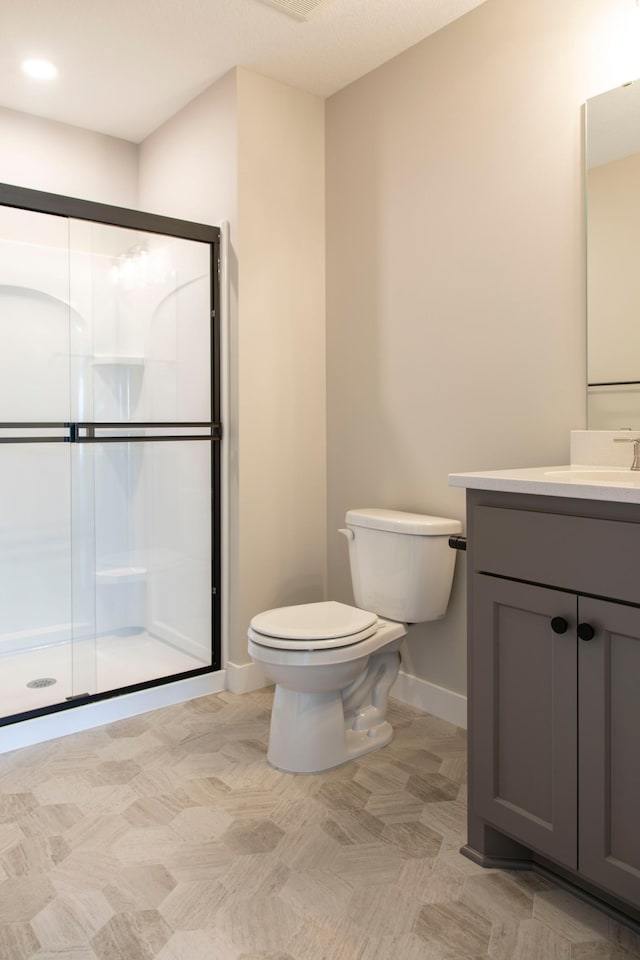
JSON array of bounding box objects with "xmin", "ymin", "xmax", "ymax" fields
[{"xmin": 0, "ymin": 0, "xmax": 487, "ymax": 144}]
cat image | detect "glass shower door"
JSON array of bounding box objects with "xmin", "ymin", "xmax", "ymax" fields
[
  {"xmin": 68, "ymin": 219, "xmax": 214, "ymax": 695},
  {"xmin": 0, "ymin": 195, "xmax": 217, "ymax": 722},
  {"xmin": 0, "ymin": 205, "xmax": 77, "ymax": 715}
]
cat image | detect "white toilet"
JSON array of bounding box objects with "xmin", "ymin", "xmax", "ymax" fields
[{"xmin": 248, "ymin": 507, "xmax": 462, "ymax": 774}]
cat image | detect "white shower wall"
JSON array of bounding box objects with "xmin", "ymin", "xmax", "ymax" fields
[{"xmin": 0, "ymin": 444, "xmax": 73, "ymax": 651}]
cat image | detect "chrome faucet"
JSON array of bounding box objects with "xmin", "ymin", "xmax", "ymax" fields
[{"xmin": 614, "ymin": 436, "xmax": 640, "ymax": 470}]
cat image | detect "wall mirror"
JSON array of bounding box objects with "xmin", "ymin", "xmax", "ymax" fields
[{"xmin": 586, "ymin": 79, "xmax": 640, "ymax": 428}]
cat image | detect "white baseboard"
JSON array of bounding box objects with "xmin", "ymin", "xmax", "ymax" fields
[
  {"xmin": 391, "ymin": 670, "xmax": 467, "ymax": 729},
  {"xmin": 225, "ymin": 659, "xmax": 270, "ymax": 694},
  {"xmin": 0, "ymin": 671, "xmax": 226, "ymax": 755}
]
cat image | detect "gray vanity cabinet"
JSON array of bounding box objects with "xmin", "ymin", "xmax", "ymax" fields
[
  {"xmin": 466, "ymin": 490, "xmax": 640, "ymax": 919},
  {"xmin": 578, "ymin": 595, "xmax": 640, "ymax": 908},
  {"xmin": 472, "ymin": 575, "xmax": 578, "ymax": 868}
]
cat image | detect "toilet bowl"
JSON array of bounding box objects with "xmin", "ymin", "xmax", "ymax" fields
[
  {"xmin": 249, "ymin": 600, "xmax": 406, "ymax": 773},
  {"xmin": 248, "ymin": 508, "xmax": 462, "ymax": 774}
]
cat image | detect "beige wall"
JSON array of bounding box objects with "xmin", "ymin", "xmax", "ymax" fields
[
  {"xmin": 236, "ymin": 68, "xmax": 326, "ymax": 655},
  {"xmin": 139, "ymin": 68, "xmax": 326, "ymax": 676},
  {"xmin": 0, "ymin": 105, "xmax": 137, "ymax": 205},
  {"xmin": 138, "ymin": 71, "xmax": 241, "ymax": 671},
  {"xmin": 325, "ymin": 0, "xmax": 631, "ymax": 698},
  {"xmin": 138, "ymin": 71, "xmax": 238, "ymax": 226}
]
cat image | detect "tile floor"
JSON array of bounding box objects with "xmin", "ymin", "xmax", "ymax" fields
[{"xmin": 0, "ymin": 690, "xmax": 639, "ymax": 959}]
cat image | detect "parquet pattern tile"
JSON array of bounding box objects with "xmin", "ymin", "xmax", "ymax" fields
[{"xmin": 0, "ymin": 690, "xmax": 638, "ymax": 959}]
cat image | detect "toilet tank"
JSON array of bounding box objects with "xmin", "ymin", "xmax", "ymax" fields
[{"xmin": 343, "ymin": 508, "xmax": 462, "ymax": 623}]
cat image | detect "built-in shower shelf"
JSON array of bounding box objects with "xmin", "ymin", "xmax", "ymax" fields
[{"xmin": 93, "ymin": 355, "xmax": 145, "ymax": 367}]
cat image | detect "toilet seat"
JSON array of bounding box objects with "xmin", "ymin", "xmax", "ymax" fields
[{"xmin": 249, "ymin": 600, "xmax": 379, "ymax": 651}]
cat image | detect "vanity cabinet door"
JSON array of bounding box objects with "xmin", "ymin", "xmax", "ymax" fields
[
  {"xmin": 472, "ymin": 575, "xmax": 578, "ymax": 868},
  {"xmin": 579, "ymin": 597, "xmax": 640, "ymax": 907}
]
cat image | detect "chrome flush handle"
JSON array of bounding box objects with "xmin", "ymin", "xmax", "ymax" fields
[{"xmin": 614, "ymin": 436, "xmax": 640, "ymax": 470}]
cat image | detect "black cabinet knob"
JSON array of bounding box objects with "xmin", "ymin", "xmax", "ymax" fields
[
  {"xmin": 577, "ymin": 622, "xmax": 595, "ymax": 642},
  {"xmin": 550, "ymin": 616, "xmax": 568, "ymax": 634}
]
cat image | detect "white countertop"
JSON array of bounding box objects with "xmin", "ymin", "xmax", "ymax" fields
[{"xmin": 448, "ymin": 465, "xmax": 640, "ymax": 504}]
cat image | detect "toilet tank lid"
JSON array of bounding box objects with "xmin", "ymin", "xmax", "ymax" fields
[{"xmin": 345, "ymin": 508, "xmax": 462, "ymax": 536}]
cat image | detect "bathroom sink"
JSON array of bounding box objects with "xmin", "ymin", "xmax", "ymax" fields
[{"xmin": 544, "ymin": 469, "xmax": 640, "ymax": 485}]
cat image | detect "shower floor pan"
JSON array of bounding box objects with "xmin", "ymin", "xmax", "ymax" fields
[{"xmin": 0, "ymin": 631, "xmax": 206, "ymax": 720}]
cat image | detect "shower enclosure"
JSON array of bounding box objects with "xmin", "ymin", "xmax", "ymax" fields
[{"xmin": 0, "ymin": 183, "xmax": 221, "ymax": 725}]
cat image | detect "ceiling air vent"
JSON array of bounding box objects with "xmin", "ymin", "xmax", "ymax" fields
[{"xmin": 253, "ymin": 0, "xmax": 334, "ymax": 21}]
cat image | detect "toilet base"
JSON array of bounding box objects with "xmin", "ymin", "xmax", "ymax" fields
[{"xmin": 266, "ymin": 685, "xmax": 395, "ymax": 774}]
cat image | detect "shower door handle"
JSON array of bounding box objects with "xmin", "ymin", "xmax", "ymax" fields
[
  {"xmin": 0, "ymin": 422, "xmax": 222, "ymax": 444},
  {"xmin": 0, "ymin": 423, "xmax": 71, "ymax": 443},
  {"xmin": 72, "ymin": 423, "xmax": 220, "ymax": 442}
]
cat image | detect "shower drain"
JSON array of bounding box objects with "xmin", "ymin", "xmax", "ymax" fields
[{"xmin": 26, "ymin": 677, "xmax": 57, "ymax": 689}]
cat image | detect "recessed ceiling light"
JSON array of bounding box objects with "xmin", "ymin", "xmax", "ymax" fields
[{"xmin": 21, "ymin": 58, "xmax": 58, "ymax": 80}]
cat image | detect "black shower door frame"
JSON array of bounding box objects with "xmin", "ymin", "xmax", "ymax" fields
[{"xmin": 0, "ymin": 181, "xmax": 222, "ymax": 726}]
